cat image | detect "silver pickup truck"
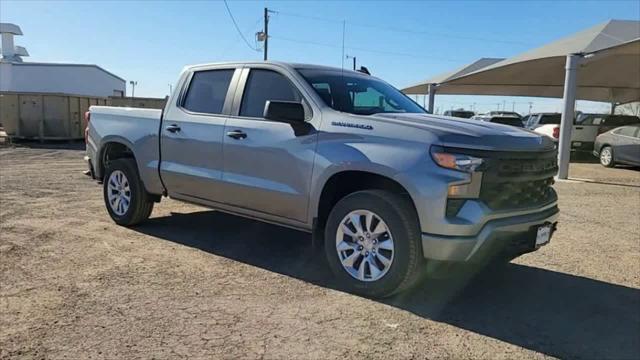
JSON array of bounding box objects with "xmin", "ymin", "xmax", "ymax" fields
[{"xmin": 85, "ymin": 61, "xmax": 559, "ymax": 298}]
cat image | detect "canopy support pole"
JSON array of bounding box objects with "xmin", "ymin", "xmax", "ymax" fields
[
  {"xmin": 558, "ymin": 54, "xmax": 582, "ymax": 180},
  {"xmin": 428, "ymin": 83, "xmax": 437, "ymax": 114}
]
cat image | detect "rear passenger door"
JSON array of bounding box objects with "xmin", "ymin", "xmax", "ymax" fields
[
  {"xmin": 160, "ymin": 66, "xmax": 241, "ymax": 201},
  {"xmin": 220, "ymin": 66, "xmax": 318, "ymax": 223}
]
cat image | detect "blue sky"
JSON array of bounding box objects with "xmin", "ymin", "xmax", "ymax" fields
[{"xmin": 2, "ymin": 0, "xmax": 638, "ymax": 114}]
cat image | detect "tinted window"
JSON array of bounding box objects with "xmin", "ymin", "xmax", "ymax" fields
[
  {"xmin": 604, "ymin": 115, "xmax": 640, "ymax": 127},
  {"xmin": 614, "ymin": 126, "xmax": 638, "ymax": 137},
  {"xmin": 490, "ymin": 117, "xmax": 524, "ymax": 127},
  {"xmin": 449, "ymin": 111, "xmax": 474, "ymax": 118},
  {"xmin": 240, "ymin": 69, "xmax": 301, "ymax": 118},
  {"xmin": 539, "ymin": 114, "xmax": 561, "ymax": 124},
  {"xmin": 183, "ymin": 69, "xmax": 234, "ymax": 114},
  {"xmin": 298, "ymin": 69, "xmax": 425, "ymax": 115}
]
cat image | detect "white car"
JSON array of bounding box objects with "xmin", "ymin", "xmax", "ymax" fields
[{"xmin": 529, "ymin": 113, "xmax": 640, "ymax": 153}]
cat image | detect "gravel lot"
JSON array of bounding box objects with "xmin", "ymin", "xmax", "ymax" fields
[{"xmin": 1, "ymin": 144, "xmax": 639, "ymax": 359}]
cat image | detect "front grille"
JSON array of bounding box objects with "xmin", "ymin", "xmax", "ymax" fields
[
  {"xmin": 479, "ymin": 150, "xmax": 558, "ymax": 211},
  {"xmin": 445, "ymin": 147, "xmax": 558, "ymax": 211},
  {"xmin": 480, "ymin": 177, "xmax": 556, "ymax": 210}
]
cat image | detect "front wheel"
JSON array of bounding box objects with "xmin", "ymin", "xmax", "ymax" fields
[
  {"xmin": 103, "ymin": 159, "xmax": 154, "ymax": 226},
  {"xmin": 324, "ymin": 190, "xmax": 423, "ymax": 298},
  {"xmin": 600, "ymin": 146, "xmax": 615, "ymax": 167}
]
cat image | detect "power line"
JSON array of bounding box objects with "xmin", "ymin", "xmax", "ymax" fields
[
  {"xmin": 274, "ymin": 10, "xmax": 534, "ymax": 46},
  {"xmin": 223, "ymin": 0, "xmax": 260, "ymax": 52}
]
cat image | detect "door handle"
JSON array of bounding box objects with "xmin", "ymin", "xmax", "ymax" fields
[
  {"xmin": 227, "ymin": 130, "xmax": 247, "ymax": 140},
  {"xmin": 165, "ymin": 124, "xmax": 181, "ymax": 133},
  {"xmin": 575, "ymin": 126, "xmax": 584, "ymax": 130}
]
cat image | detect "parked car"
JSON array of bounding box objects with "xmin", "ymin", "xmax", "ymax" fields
[
  {"xmin": 534, "ymin": 113, "xmax": 640, "ymax": 152},
  {"xmin": 486, "ymin": 111, "xmax": 522, "ymax": 119},
  {"xmin": 593, "ymin": 125, "xmax": 640, "ymax": 167},
  {"xmin": 471, "ymin": 114, "xmax": 525, "ymax": 127},
  {"xmin": 85, "ymin": 61, "xmax": 559, "ymax": 298},
  {"xmin": 443, "ymin": 109, "xmax": 475, "ymax": 119},
  {"xmin": 571, "ymin": 114, "xmax": 640, "ymax": 152}
]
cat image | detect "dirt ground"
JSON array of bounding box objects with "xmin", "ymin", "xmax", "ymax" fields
[{"xmin": 1, "ymin": 144, "xmax": 639, "ymax": 359}]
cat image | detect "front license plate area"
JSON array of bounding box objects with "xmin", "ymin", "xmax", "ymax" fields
[{"xmin": 535, "ymin": 224, "xmax": 552, "ymax": 246}]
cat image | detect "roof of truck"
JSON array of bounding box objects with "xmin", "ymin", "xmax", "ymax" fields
[{"xmin": 184, "ymin": 61, "xmax": 364, "ymax": 75}]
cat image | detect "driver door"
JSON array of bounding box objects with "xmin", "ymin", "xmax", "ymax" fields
[{"xmin": 219, "ymin": 66, "xmax": 318, "ymax": 223}]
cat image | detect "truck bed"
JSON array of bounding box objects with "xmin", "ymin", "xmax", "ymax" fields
[{"xmin": 86, "ymin": 106, "xmax": 165, "ymax": 195}]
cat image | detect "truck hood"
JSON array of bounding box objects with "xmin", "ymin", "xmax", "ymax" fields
[{"xmin": 364, "ymin": 113, "xmax": 556, "ymax": 152}]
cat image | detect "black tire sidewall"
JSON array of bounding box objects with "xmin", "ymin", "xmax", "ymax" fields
[
  {"xmin": 324, "ymin": 191, "xmax": 420, "ymax": 298},
  {"xmin": 103, "ymin": 159, "xmax": 145, "ymax": 226}
]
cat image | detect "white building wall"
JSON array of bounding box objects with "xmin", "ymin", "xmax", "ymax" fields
[{"xmin": 0, "ymin": 62, "xmax": 126, "ymax": 97}]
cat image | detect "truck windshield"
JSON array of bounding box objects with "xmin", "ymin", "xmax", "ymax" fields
[{"xmin": 297, "ymin": 69, "xmax": 425, "ymax": 115}]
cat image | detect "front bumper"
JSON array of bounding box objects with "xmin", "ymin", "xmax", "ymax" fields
[{"xmin": 421, "ymin": 205, "xmax": 559, "ymax": 262}]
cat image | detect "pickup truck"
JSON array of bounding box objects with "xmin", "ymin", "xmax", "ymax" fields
[{"xmin": 85, "ymin": 61, "xmax": 559, "ymax": 298}]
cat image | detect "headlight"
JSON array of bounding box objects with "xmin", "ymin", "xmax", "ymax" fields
[{"xmin": 430, "ymin": 147, "xmax": 484, "ymax": 173}]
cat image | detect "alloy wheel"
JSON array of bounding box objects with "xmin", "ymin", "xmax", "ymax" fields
[{"xmin": 335, "ymin": 210, "xmax": 395, "ymax": 282}]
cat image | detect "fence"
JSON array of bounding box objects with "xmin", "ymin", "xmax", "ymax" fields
[{"xmin": 0, "ymin": 92, "xmax": 166, "ymax": 141}]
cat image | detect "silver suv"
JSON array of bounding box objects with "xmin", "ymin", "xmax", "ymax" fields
[{"xmin": 85, "ymin": 62, "xmax": 559, "ymax": 297}]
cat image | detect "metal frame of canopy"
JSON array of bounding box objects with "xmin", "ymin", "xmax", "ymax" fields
[{"xmin": 402, "ymin": 20, "xmax": 640, "ymax": 179}]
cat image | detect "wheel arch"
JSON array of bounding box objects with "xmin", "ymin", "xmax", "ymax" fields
[
  {"xmin": 312, "ymin": 170, "xmax": 420, "ymax": 238},
  {"xmin": 97, "ymin": 138, "xmax": 137, "ymax": 180}
]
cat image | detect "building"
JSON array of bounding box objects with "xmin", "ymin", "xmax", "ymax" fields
[
  {"xmin": 0, "ymin": 23, "xmax": 126, "ymax": 140},
  {"xmin": 0, "ymin": 23, "xmax": 126, "ymax": 97}
]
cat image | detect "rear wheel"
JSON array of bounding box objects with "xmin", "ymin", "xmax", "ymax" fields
[
  {"xmin": 600, "ymin": 146, "xmax": 615, "ymax": 167},
  {"xmin": 324, "ymin": 190, "xmax": 423, "ymax": 298},
  {"xmin": 103, "ymin": 159, "xmax": 154, "ymax": 226}
]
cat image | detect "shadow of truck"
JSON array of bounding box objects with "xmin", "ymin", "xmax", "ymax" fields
[{"xmin": 133, "ymin": 210, "xmax": 640, "ymax": 359}]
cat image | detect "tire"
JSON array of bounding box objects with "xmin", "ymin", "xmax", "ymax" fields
[
  {"xmin": 103, "ymin": 158, "xmax": 154, "ymax": 226},
  {"xmin": 599, "ymin": 146, "xmax": 615, "ymax": 168},
  {"xmin": 324, "ymin": 190, "xmax": 423, "ymax": 298}
]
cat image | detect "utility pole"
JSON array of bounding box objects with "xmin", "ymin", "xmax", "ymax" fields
[
  {"xmin": 168, "ymin": 83, "xmax": 173, "ymax": 95},
  {"xmin": 263, "ymin": 7, "xmax": 269, "ymax": 61},
  {"xmin": 528, "ymin": 102, "xmax": 533, "ymax": 114},
  {"xmin": 129, "ymin": 81, "xmax": 137, "ymax": 99}
]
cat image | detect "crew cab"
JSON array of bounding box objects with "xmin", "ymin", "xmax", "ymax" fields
[{"xmin": 85, "ymin": 61, "xmax": 559, "ymax": 298}]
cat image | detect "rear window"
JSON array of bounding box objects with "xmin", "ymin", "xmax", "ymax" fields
[
  {"xmin": 450, "ymin": 111, "xmax": 475, "ymax": 118},
  {"xmin": 183, "ymin": 69, "xmax": 235, "ymax": 115},
  {"xmin": 490, "ymin": 117, "xmax": 524, "ymax": 127},
  {"xmin": 539, "ymin": 114, "xmax": 561, "ymax": 124}
]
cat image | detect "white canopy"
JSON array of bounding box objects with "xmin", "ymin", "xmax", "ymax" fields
[
  {"xmin": 403, "ymin": 20, "xmax": 640, "ymax": 104},
  {"xmin": 402, "ymin": 19, "xmax": 640, "ymax": 179}
]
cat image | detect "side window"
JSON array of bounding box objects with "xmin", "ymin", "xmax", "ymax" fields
[
  {"xmin": 615, "ymin": 126, "xmax": 637, "ymax": 137},
  {"xmin": 182, "ymin": 69, "xmax": 235, "ymax": 114},
  {"xmin": 240, "ymin": 69, "xmax": 301, "ymax": 118},
  {"xmin": 592, "ymin": 117, "xmax": 604, "ymax": 125},
  {"xmin": 581, "ymin": 116, "xmax": 594, "ymax": 125}
]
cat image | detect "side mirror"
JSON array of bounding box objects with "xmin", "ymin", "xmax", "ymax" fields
[{"xmin": 264, "ymin": 100, "xmax": 305, "ymax": 123}]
